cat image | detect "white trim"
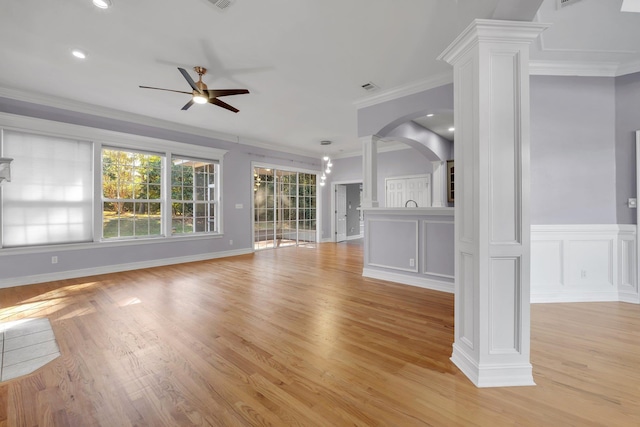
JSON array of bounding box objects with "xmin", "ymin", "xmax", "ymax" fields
[
  {"xmin": 362, "ymin": 267, "xmax": 454, "ymax": 293},
  {"xmin": 330, "ymin": 180, "xmax": 363, "ymax": 243},
  {"xmin": 346, "ymin": 234, "xmax": 363, "ymax": 241},
  {"xmin": 353, "ymin": 73, "xmax": 453, "ymax": 110},
  {"xmin": 529, "ymin": 60, "xmax": 619, "ymax": 77},
  {"xmin": 251, "ymin": 162, "xmax": 323, "ymax": 249},
  {"xmin": 0, "ymin": 248, "xmax": 253, "ymax": 289},
  {"xmin": 450, "ymin": 344, "xmax": 535, "ymax": 388},
  {"xmin": 0, "ymin": 113, "xmax": 227, "ymax": 250},
  {"xmin": 531, "ymin": 224, "xmax": 638, "ymax": 304}
]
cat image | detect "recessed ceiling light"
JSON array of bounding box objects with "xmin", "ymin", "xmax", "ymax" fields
[
  {"xmin": 426, "ymin": 114, "xmax": 434, "ymax": 117},
  {"xmin": 71, "ymin": 49, "xmax": 87, "ymax": 59},
  {"xmin": 448, "ymin": 127, "xmax": 455, "ymax": 132},
  {"xmin": 92, "ymin": 0, "xmax": 112, "ymax": 9}
]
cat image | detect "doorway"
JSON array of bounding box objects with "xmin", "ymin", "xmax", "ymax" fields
[
  {"xmin": 332, "ymin": 181, "xmax": 363, "ymax": 242},
  {"xmin": 253, "ymin": 166, "xmax": 318, "ymax": 250}
]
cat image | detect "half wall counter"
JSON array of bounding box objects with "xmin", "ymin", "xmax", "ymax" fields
[{"xmin": 360, "ymin": 207, "xmax": 454, "ymax": 293}]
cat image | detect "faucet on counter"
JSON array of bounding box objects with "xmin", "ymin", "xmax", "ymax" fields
[{"xmin": 405, "ymin": 199, "xmax": 418, "ymax": 207}]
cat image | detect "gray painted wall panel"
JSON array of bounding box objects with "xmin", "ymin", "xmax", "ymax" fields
[
  {"xmin": 530, "ymin": 76, "xmax": 617, "ymax": 224},
  {"xmin": 615, "ymin": 71, "xmax": 640, "ymax": 225}
]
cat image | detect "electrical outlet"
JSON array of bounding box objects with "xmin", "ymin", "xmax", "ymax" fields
[
  {"xmin": 51, "ymin": 256, "xmax": 58, "ymax": 264},
  {"xmin": 229, "ymin": 239, "xmax": 233, "ymax": 245},
  {"xmin": 409, "ymin": 258, "xmax": 415, "ymax": 267},
  {"xmin": 581, "ymin": 269, "xmax": 587, "ymax": 279}
]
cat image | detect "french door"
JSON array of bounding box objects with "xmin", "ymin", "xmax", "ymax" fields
[{"xmin": 253, "ymin": 167, "xmax": 317, "ymax": 250}]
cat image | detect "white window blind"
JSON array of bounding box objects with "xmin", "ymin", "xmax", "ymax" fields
[{"xmin": 2, "ymin": 130, "xmax": 93, "ymax": 247}]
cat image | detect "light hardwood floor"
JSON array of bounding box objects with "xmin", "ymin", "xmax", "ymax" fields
[{"xmin": 1, "ymin": 242, "xmax": 639, "ymax": 426}]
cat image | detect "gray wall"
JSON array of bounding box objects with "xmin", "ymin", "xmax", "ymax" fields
[
  {"xmin": 615, "ymin": 71, "xmax": 640, "ymax": 224},
  {"xmin": 530, "ymin": 76, "xmax": 618, "ymax": 224},
  {"xmin": 0, "ymin": 97, "xmax": 320, "ymax": 282}
]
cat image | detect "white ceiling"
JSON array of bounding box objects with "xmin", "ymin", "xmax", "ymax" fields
[{"xmin": 0, "ymin": 0, "xmax": 638, "ymax": 157}]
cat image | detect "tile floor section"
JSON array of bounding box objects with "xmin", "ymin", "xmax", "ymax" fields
[{"xmin": 0, "ymin": 318, "xmax": 60, "ymax": 382}]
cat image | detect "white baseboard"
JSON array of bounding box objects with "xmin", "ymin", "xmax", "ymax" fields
[
  {"xmin": 346, "ymin": 234, "xmax": 364, "ymax": 241},
  {"xmin": 362, "ymin": 267, "xmax": 454, "ymax": 293},
  {"xmin": 451, "ymin": 344, "xmax": 535, "ymax": 388},
  {"xmin": 0, "ymin": 248, "xmax": 253, "ymax": 289},
  {"xmin": 531, "ymin": 224, "xmax": 638, "ymax": 304}
]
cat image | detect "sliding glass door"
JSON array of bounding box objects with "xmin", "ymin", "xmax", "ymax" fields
[{"xmin": 253, "ymin": 167, "xmax": 317, "ymax": 250}]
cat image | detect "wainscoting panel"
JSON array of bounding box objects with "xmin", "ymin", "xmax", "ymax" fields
[
  {"xmin": 531, "ymin": 225, "xmax": 637, "ymax": 303},
  {"xmin": 367, "ymin": 219, "xmax": 419, "ymax": 273}
]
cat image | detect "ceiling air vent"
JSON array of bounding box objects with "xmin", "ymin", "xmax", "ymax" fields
[
  {"xmin": 361, "ymin": 81, "xmax": 379, "ymax": 92},
  {"xmin": 206, "ymin": 0, "xmax": 234, "ymax": 11},
  {"xmin": 557, "ymin": 0, "xmax": 582, "ymax": 9}
]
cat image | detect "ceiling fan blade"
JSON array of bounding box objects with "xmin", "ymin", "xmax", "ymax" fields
[
  {"xmin": 209, "ymin": 98, "xmax": 239, "ymax": 113},
  {"xmin": 178, "ymin": 67, "xmax": 201, "ymax": 93},
  {"xmin": 181, "ymin": 99, "xmax": 195, "ymax": 111},
  {"xmin": 139, "ymin": 86, "xmax": 191, "ymax": 95},
  {"xmin": 206, "ymin": 89, "xmax": 249, "ymax": 98}
]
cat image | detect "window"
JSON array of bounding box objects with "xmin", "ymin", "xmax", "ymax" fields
[
  {"xmin": 2, "ymin": 130, "xmax": 93, "ymax": 247},
  {"xmin": 171, "ymin": 157, "xmax": 218, "ymax": 234},
  {"xmin": 102, "ymin": 148, "xmax": 163, "ymax": 239},
  {"xmin": 0, "ymin": 115, "xmax": 227, "ymax": 251}
]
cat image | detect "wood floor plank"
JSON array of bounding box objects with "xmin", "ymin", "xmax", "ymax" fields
[{"xmin": 1, "ymin": 242, "xmax": 640, "ymax": 426}]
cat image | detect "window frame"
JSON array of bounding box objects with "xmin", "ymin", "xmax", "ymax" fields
[
  {"xmin": 0, "ymin": 112, "xmax": 227, "ymax": 254},
  {"xmin": 170, "ymin": 156, "xmax": 220, "ymax": 236}
]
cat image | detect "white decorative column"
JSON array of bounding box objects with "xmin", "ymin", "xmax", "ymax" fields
[
  {"xmin": 431, "ymin": 160, "xmax": 446, "ymax": 207},
  {"xmin": 361, "ymin": 135, "xmax": 379, "ymax": 208},
  {"xmin": 438, "ymin": 19, "xmax": 548, "ymax": 387}
]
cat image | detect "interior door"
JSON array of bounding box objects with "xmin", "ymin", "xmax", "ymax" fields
[
  {"xmin": 406, "ymin": 176, "xmax": 431, "ymax": 207},
  {"xmin": 336, "ymin": 184, "xmax": 347, "ymax": 242},
  {"xmin": 385, "ymin": 178, "xmax": 405, "ymax": 207}
]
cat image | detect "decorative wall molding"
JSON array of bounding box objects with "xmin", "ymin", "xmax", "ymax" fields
[
  {"xmin": 0, "ymin": 248, "xmax": 253, "ymax": 290},
  {"xmin": 362, "ymin": 268, "xmax": 454, "ymax": 293},
  {"xmin": 366, "ymin": 218, "xmax": 419, "ymax": 273},
  {"xmin": 531, "ymin": 224, "xmax": 637, "ymax": 303}
]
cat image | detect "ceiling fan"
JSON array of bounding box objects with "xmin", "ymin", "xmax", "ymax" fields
[{"xmin": 139, "ymin": 66, "xmax": 249, "ymax": 113}]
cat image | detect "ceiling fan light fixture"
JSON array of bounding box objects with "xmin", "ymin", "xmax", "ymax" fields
[
  {"xmin": 92, "ymin": 0, "xmax": 112, "ymax": 9},
  {"xmin": 192, "ymin": 93, "xmax": 208, "ymax": 104}
]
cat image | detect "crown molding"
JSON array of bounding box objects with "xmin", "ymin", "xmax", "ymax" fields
[
  {"xmin": 529, "ymin": 60, "xmax": 619, "ymax": 77},
  {"xmin": 616, "ymin": 59, "xmax": 640, "ymax": 77},
  {"xmin": 530, "ymin": 59, "xmax": 640, "ymax": 77},
  {"xmin": 0, "ymin": 86, "xmax": 319, "ymax": 159},
  {"xmin": 353, "ymin": 72, "xmax": 453, "ymax": 110},
  {"xmin": 332, "ymin": 140, "xmax": 412, "ymax": 160}
]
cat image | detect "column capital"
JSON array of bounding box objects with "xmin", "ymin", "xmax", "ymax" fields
[
  {"xmin": 359, "ymin": 134, "xmax": 381, "ymax": 145},
  {"xmin": 438, "ymin": 19, "xmax": 550, "ymax": 65}
]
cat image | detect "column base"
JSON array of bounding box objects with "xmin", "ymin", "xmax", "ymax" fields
[{"xmin": 451, "ymin": 343, "xmax": 535, "ymax": 388}]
